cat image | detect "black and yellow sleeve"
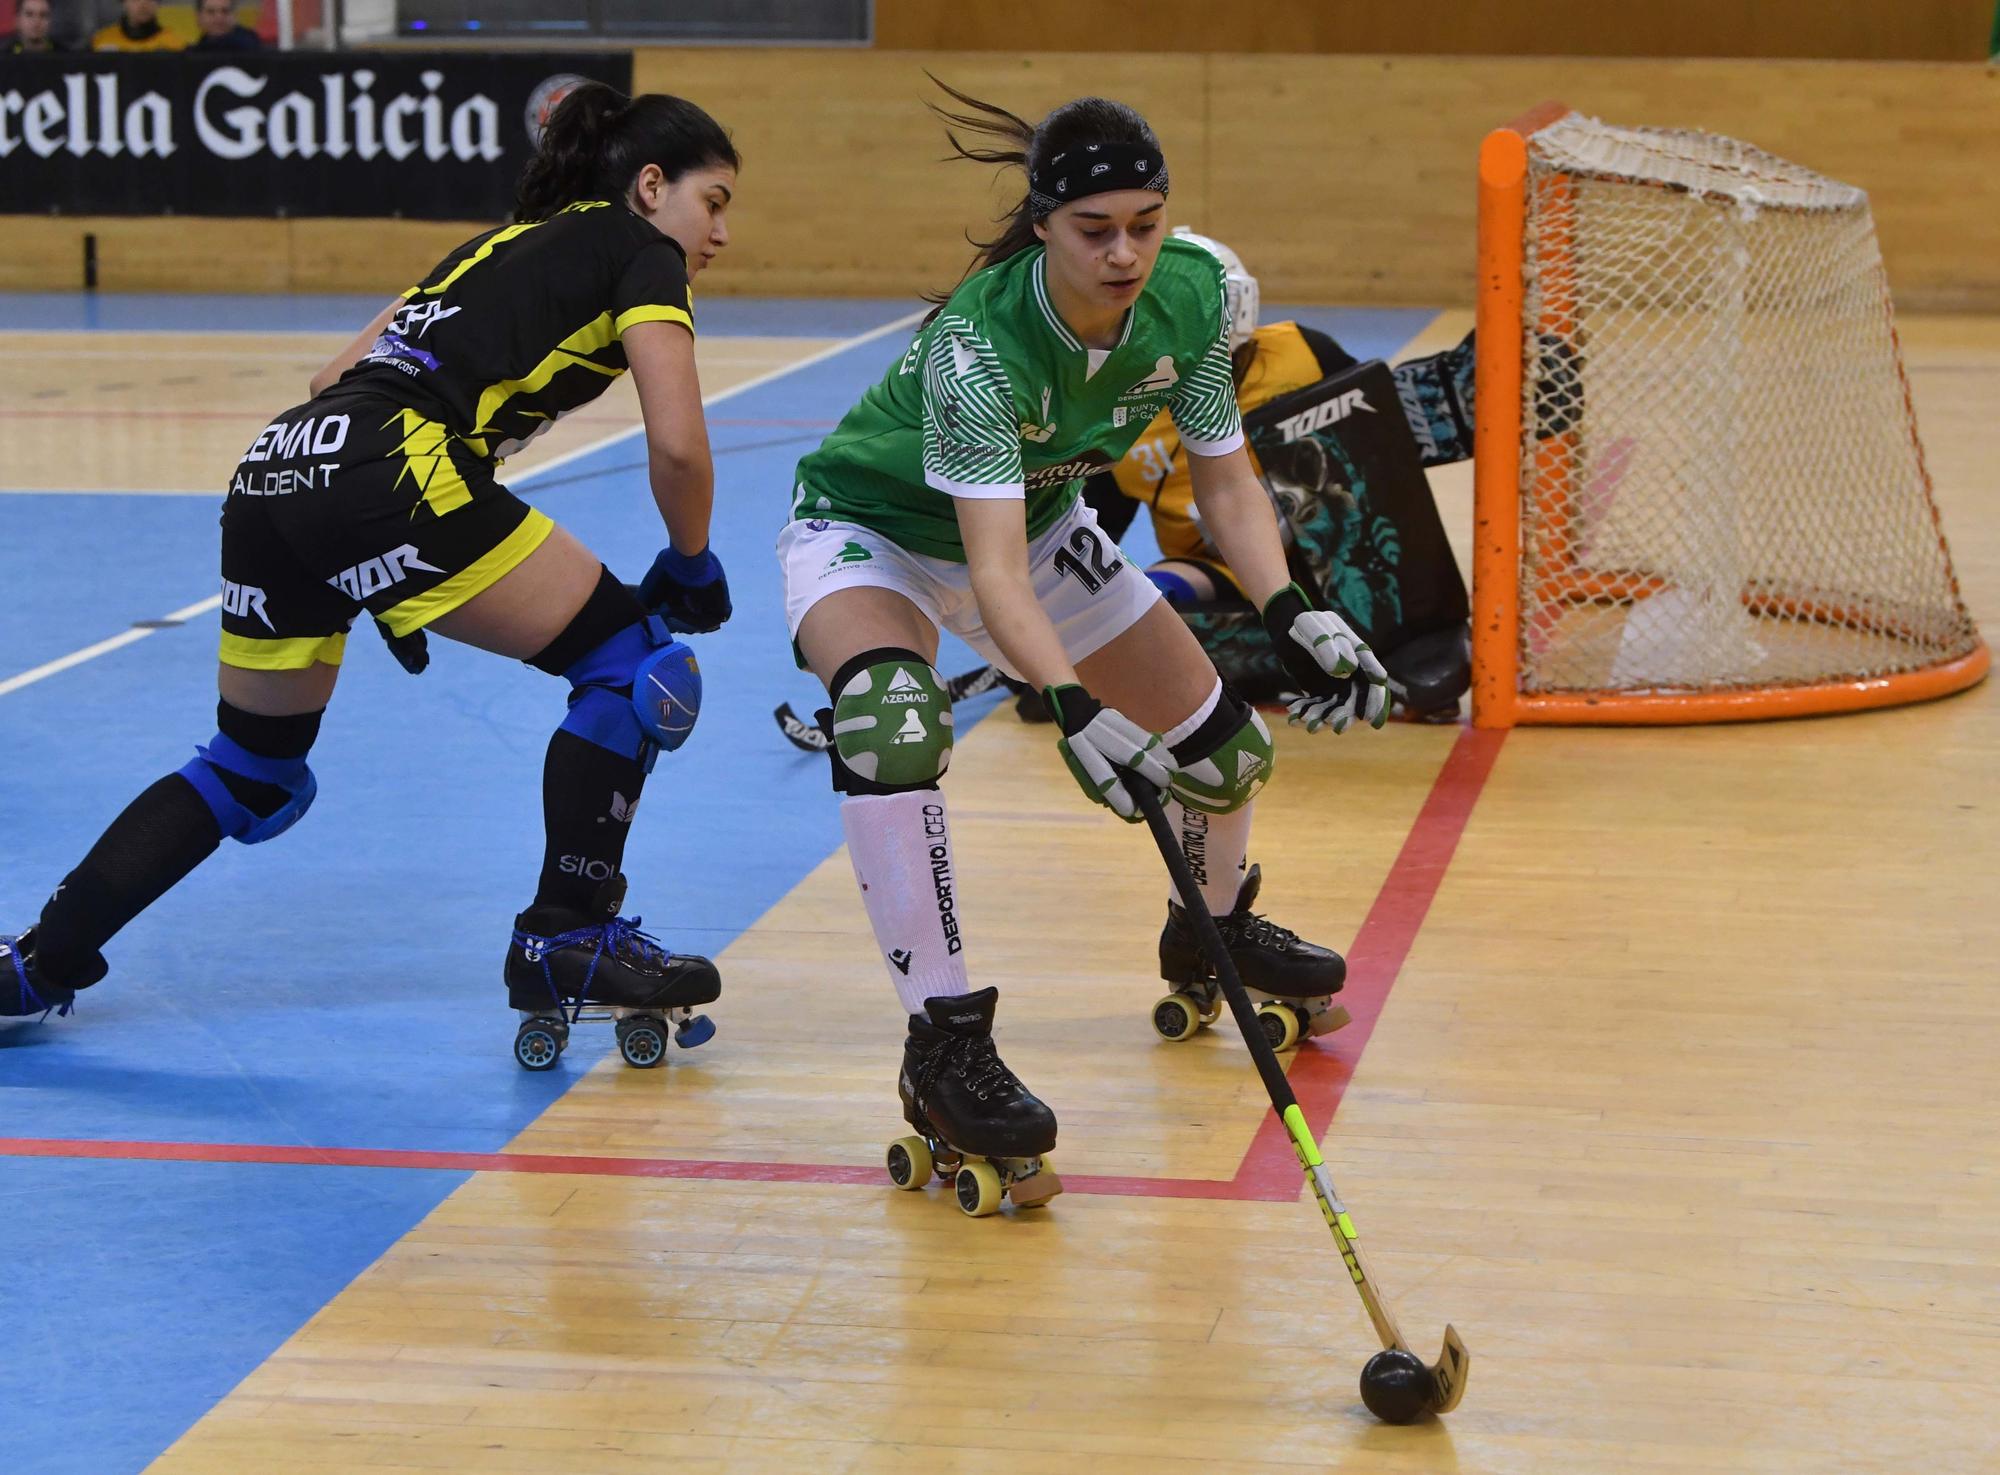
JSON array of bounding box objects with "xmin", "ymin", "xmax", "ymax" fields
[{"xmin": 613, "ymin": 240, "xmax": 695, "ymax": 340}]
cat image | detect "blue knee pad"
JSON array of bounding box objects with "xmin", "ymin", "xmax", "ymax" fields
[
  {"xmin": 177, "ymin": 732, "xmax": 317, "ymax": 844},
  {"xmin": 1147, "ymin": 567, "xmax": 1200, "ymax": 607},
  {"xmin": 558, "ymin": 616, "xmax": 702, "ymax": 765}
]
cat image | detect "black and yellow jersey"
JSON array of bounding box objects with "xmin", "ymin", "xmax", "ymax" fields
[
  {"xmin": 1096, "ymin": 320, "xmax": 1353, "ymax": 592},
  {"xmin": 338, "ymin": 199, "xmax": 694, "ymax": 459}
]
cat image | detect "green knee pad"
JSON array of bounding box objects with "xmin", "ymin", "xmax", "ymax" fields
[
  {"xmin": 1170, "ymin": 705, "xmax": 1275, "ymax": 815},
  {"xmin": 831, "ymin": 654, "xmax": 954, "ymax": 787}
]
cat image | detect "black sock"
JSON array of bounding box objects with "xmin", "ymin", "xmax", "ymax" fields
[
  {"xmin": 34, "ymin": 774, "xmax": 223, "ymax": 986},
  {"xmin": 534, "ymin": 729, "xmax": 648, "ymax": 913}
]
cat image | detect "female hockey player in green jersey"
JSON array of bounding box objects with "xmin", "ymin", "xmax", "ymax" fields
[
  {"xmin": 778, "ymin": 85, "xmax": 1391, "ymax": 1214},
  {"xmin": 4, "ymin": 86, "xmax": 738, "ymax": 1070}
]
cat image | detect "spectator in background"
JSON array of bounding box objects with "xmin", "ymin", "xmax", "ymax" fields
[
  {"xmin": 5, "ymin": 0, "xmax": 70, "ymax": 51},
  {"xmin": 93, "ymin": 0, "xmax": 184, "ymax": 50},
  {"xmin": 191, "ymin": 0, "xmax": 259, "ymax": 50}
]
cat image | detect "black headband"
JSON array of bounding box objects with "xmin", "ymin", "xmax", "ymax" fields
[{"xmin": 1028, "ymin": 142, "xmax": 1169, "ymax": 221}]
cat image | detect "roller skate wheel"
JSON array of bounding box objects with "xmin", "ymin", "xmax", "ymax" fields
[
  {"xmin": 886, "ymin": 1135, "xmax": 933, "ymax": 1190},
  {"xmin": 615, "ymin": 1015, "xmax": 667, "ymax": 1068},
  {"xmin": 513, "ymin": 1018, "xmax": 565, "ymax": 1072},
  {"xmin": 954, "ymin": 1160, "xmax": 1004, "ymax": 1217},
  {"xmin": 1255, "ymin": 1002, "xmax": 1303, "ymax": 1052},
  {"xmin": 1151, "ymin": 992, "xmax": 1202, "ymax": 1043},
  {"xmin": 1198, "ymin": 994, "xmax": 1224, "ymax": 1026},
  {"xmin": 674, "ymin": 1012, "xmax": 716, "ymax": 1049}
]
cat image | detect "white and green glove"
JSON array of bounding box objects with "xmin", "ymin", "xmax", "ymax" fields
[
  {"xmin": 1042, "ymin": 684, "xmax": 1176, "ymax": 822},
  {"xmin": 1261, "ymin": 583, "xmax": 1391, "ymax": 733}
]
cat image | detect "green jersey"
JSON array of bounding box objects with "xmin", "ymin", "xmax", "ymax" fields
[{"xmin": 793, "ymin": 236, "xmax": 1245, "ymax": 561}]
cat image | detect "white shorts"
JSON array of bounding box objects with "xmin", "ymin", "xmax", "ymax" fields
[{"xmin": 776, "ymin": 497, "xmax": 1160, "ymax": 679}]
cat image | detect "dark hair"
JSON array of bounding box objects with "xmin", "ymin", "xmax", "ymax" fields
[
  {"xmin": 925, "ymin": 76, "xmax": 1161, "ymax": 303},
  {"xmin": 515, "ymin": 84, "xmax": 739, "ymax": 224}
]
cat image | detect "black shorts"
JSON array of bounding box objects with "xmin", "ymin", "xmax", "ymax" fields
[{"xmin": 218, "ymin": 389, "xmax": 554, "ymax": 670}]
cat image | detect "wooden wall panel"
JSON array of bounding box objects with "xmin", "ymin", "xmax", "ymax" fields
[
  {"xmin": 1202, "ymin": 55, "xmax": 2000, "ymax": 309},
  {"xmin": 873, "ymin": 0, "xmax": 1997, "ymax": 63},
  {"xmin": 285, "ymin": 219, "xmax": 494, "ymax": 297},
  {"xmin": 629, "ymin": 49, "xmax": 1208, "ymax": 299},
  {"xmin": 3, "ymin": 52, "xmax": 1995, "ymax": 310},
  {"xmin": 0, "ymin": 217, "xmax": 292, "ymax": 294}
]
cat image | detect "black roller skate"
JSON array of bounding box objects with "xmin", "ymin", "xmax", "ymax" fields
[
  {"xmin": 0, "ymin": 931, "xmax": 106, "ymax": 1020},
  {"xmin": 505, "ymin": 874, "xmax": 719, "ymax": 1071},
  {"xmin": 886, "ymin": 986, "xmax": 1062, "ymax": 1217},
  {"xmin": 1153, "ymin": 864, "xmax": 1351, "ymax": 1049}
]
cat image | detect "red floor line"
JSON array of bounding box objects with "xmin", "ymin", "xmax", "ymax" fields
[
  {"xmin": 0, "ymin": 727, "xmax": 1504, "ymax": 1204},
  {"xmin": 1230, "ymin": 725, "xmax": 1508, "ymax": 1197},
  {"xmin": 0, "ymin": 1135, "xmax": 1269, "ymax": 1199}
]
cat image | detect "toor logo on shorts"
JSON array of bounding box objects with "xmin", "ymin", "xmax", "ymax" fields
[{"xmin": 327, "ymin": 544, "xmax": 443, "ymax": 601}]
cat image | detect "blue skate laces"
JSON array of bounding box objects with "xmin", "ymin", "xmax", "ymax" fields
[
  {"xmin": 1, "ymin": 935, "xmax": 74, "ymax": 1020},
  {"xmin": 512, "ymin": 915, "xmax": 675, "ymax": 1011}
]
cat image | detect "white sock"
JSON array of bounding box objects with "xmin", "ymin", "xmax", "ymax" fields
[
  {"xmin": 840, "ymin": 790, "xmax": 972, "ymax": 1016},
  {"xmin": 1160, "ymin": 677, "xmax": 1251, "ymax": 916},
  {"xmin": 1168, "ymin": 797, "xmax": 1254, "ymax": 917}
]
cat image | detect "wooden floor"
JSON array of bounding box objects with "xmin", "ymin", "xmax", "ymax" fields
[{"xmin": 14, "ymin": 313, "xmax": 2000, "ymax": 1474}]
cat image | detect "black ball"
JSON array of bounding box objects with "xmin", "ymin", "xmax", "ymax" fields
[{"xmin": 1359, "ymin": 1348, "xmax": 1431, "ymax": 1424}]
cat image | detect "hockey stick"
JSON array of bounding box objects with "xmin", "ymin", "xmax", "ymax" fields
[
  {"xmin": 1121, "ymin": 770, "xmax": 1469, "ymax": 1420},
  {"xmin": 773, "ymin": 665, "xmax": 1010, "ymax": 754}
]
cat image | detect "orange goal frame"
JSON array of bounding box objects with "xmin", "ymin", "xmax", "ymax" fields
[{"xmin": 1469, "ymin": 101, "xmax": 1989, "ymax": 728}]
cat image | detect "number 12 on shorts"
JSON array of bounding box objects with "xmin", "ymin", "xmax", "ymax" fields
[{"xmin": 1052, "ymin": 526, "xmax": 1124, "ymax": 595}]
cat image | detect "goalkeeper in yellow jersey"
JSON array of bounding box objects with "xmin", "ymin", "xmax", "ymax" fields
[{"xmin": 1023, "ymin": 228, "xmax": 1475, "ymax": 721}]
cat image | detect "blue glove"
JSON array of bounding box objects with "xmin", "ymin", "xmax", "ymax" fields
[{"xmin": 638, "ymin": 544, "xmax": 732, "ymax": 634}]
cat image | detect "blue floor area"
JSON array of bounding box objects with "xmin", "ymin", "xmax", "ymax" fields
[
  {"xmin": 11, "ymin": 1156, "xmax": 466, "ymax": 1475},
  {"xmin": 0, "ymin": 298, "xmax": 1440, "ymax": 1474}
]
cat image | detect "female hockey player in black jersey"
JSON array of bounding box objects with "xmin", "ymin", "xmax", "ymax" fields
[{"xmin": 4, "ymin": 85, "xmax": 739, "ymax": 1069}]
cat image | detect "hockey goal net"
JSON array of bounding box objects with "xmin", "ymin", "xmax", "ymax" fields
[{"xmin": 1471, "ymin": 102, "xmax": 1987, "ymax": 726}]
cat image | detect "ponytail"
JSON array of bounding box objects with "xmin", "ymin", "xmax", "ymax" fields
[{"xmin": 515, "ymin": 84, "xmax": 739, "ymax": 223}]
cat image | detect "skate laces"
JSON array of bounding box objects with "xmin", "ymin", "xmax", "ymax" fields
[
  {"xmin": 1225, "ymin": 910, "xmax": 1298, "ymax": 951},
  {"xmin": 0, "ymin": 935, "xmax": 73, "ymax": 1020},
  {"xmin": 917, "ymin": 1032, "xmax": 1023, "ymax": 1105},
  {"xmin": 512, "ymin": 915, "xmax": 673, "ymax": 1008}
]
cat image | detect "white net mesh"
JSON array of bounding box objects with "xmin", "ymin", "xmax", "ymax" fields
[{"xmin": 1515, "ymin": 112, "xmax": 1979, "ymax": 695}]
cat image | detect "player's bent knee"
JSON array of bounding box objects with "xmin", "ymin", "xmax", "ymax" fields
[
  {"xmin": 177, "ymin": 733, "xmax": 318, "ymax": 844},
  {"xmin": 556, "ymin": 616, "xmax": 703, "ymax": 762},
  {"xmin": 1168, "ymin": 689, "xmax": 1275, "ymax": 815},
  {"xmin": 827, "ymin": 647, "xmax": 952, "ymax": 793}
]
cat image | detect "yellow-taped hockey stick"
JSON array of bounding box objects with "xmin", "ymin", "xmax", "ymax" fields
[{"xmin": 1124, "ymin": 770, "xmax": 1468, "ymax": 1416}]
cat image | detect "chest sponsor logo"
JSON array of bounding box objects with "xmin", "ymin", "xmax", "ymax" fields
[
  {"xmin": 1121, "ymin": 354, "xmax": 1179, "ymax": 400},
  {"xmin": 1020, "ymin": 386, "xmax": 1057, "ymax": 444},
  {"xmin": 1274, "ymin": 387, "xmax": 1374, "ymax": 442},
  {"xmin": 327, "ymin": 543, "xmax": 442, "ymax": 601}
]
